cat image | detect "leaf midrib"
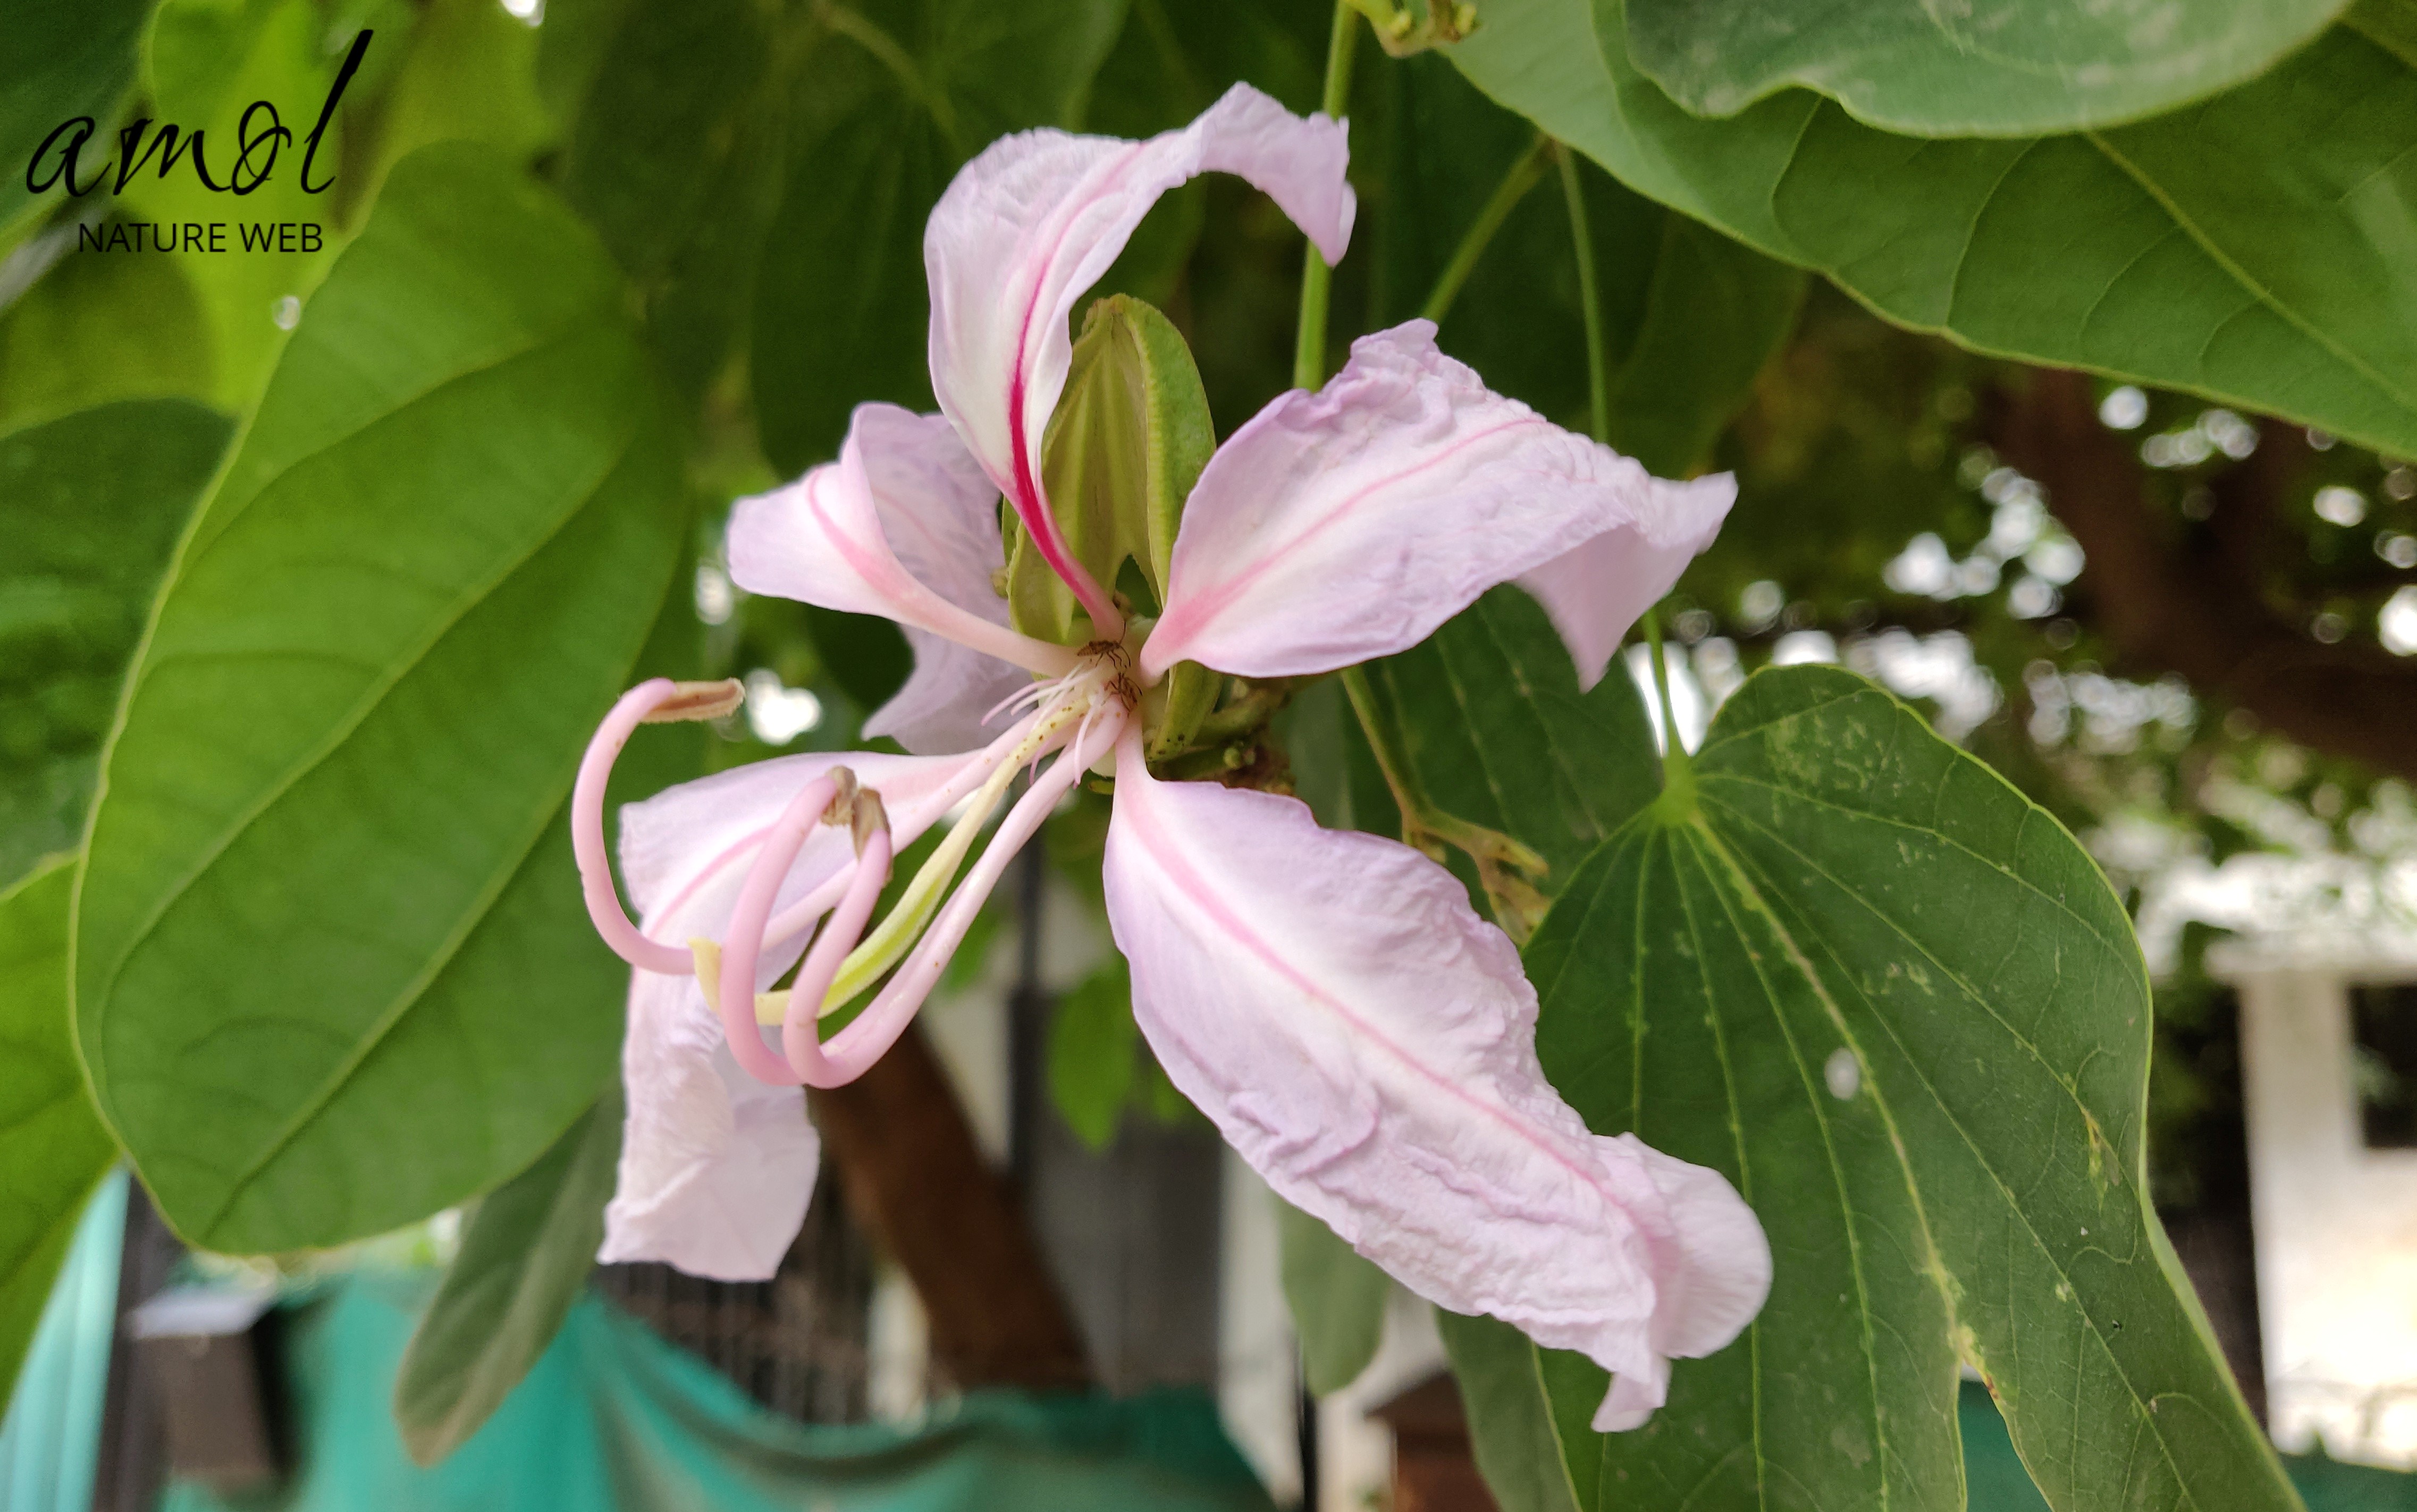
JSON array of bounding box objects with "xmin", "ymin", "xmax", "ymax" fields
[
  {"xmin": 1672, "ymin": 820, "xmax": 1902, "ymax": 1510},
  {"xmin": 1702, "ymin": 806, "xmax": 2216, "ymax": 1509},
  {"xmin": 189, "ymin": 438, "xmax": 656, "ymax": 1244},
  {"xmin": 87, "ymin": 325, "xmax": 639, "ymax": 1026}
]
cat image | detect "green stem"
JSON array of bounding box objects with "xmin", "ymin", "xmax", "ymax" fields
[
  {"xmin": 1418, "ymin": 132, "xmax": 1552, "ymax": 327},
  {"xmin": 1293, "ymin": 1, "xmax": 1361, "ymax": 392},
  {"xmin": 1342, "ymin": 665, "xmax": 1549, "ymax": 940},
  {"xmin": 1641, "ymin": 610, "xmax": 1695, "ymax": 801},
  {"xmin": 1555, "ymin": 142, "xmax": 1610, "ymax": 446}
]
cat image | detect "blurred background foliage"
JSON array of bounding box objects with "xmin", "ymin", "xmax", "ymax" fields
[{"xmin": 6, "ymin": 0, "xmax": 2417, "ymax": 1489}]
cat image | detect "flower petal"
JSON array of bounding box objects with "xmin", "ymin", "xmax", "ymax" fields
[
  {"xmin": 1100, "ymin": 734, "xmax": 1770, "ymax": 1424},
  {"xmin": 1516, "ymin": 472, "xmax": 1735, "ymax": 690},
  {"xmin": 1143, "ymin": 323, "xmax": 1688, "ymax": 681},
  {"xmin": 727, "ymin": 404, "xmax": 1068, "ymax": 685},
  {"xmin": 601, "ymin": 966, "xmax": 820, "ymax": 1281},
  {"xmin": 600, "ymin": 746, "xmax": 991, "ymax": 1278},
  {"xmin": 924, "ymin": 83, "xmax": 1353, "ymax": 621}
]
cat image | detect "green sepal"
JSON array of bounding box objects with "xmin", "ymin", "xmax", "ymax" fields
[
  {"xmin": 1007, "ymin": 294, "xmax": 1214, "ymax": 644},
  {"xmin": 1146, "ymin": 661, "xmax": 1223, "ymax": 763}
]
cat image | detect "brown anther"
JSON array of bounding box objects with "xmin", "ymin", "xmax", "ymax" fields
[
  {"xmin": 821, "ymin": 766, "xmax": 861, "ymax": 827},
  {"xmin": 849, "ymin": 789, "xmax": 890, "ymax": 857},
  {"xmin": 640, "ymin": 678, "xmax": 745, "ymax": 724}
]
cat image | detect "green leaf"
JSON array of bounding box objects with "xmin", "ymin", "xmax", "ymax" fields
[
  {"xmin": 1359, "ymin": 53, "xmax": 1800, "ymax": 475},
  {"xmin": 1437, "ymin": 1310, "xmax": 1580, "ymax": 1512},
  {"xmin": 748, "ymin": 0, "xmax": 1129, "ymax": 475},
  {"xmin": 1621, "ymin": 0, "xmax": 2346, "ymax": 137},
  {"xmin": 0, "ymin": 246, "xmax": 215, "ymax": 427},
  {"xmin": 1355, "ymin": 585, "xmax": 1663, "ymax": 902},
  {"xmin": 1448, "ymin": 0, "xmax": 2417, "ymax": 460},
  {"xmin": 355, "ymin": 0, "xmax": 552, "ymax": 209},
  {"xmin": 1046, "ymin": 955, "xmax": 1138, "ymax": 1152},
  {"xmin": 1015, "ymin": 294, "xmax": 1212, "ymax": 640},
  {"xmin": 0, "ymin": 0, "xmax": 148, "ymax": 238},
  {"xmin": 75, "ymin": 143, "xmax": 686, "ymax": 1253},
  {"xmin": 1520, "ymin": 665, "xmax": 2299, "ymax": 1510},
  {"xmin": 1596, "ymin": 205, "xmax": 1803, "ymax": 478},
  {"xmin": 0, "ymin": 857, "xmax": 117, "ymax": 1417},
  {"xmin": 557, "ymin": 0, "xmax": 764, "ymax": 284},
  {"xmin": 2348, "ymin": 0, "xmax": 2417, "ymax": 67},
  {"xmin": 0, "ymin": 400, "xmax": 230, "ymax": 891},
  {"xmin": 1278, "ymin": 1198, "xmax": 1389, "ymax": 1397},
  {"xmin": 393, "ymin": 1081, "xmax": 622, "ymax": 1467},
  {"xmin": 125, "ymin": 0, "xmax": 354, "ymax": 413}
]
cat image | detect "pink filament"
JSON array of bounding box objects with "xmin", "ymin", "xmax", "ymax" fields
[
  {"xmin": 574, "ymin": 679, "xmax": 703, "ymax": 976},
  {"xmin": 795, "ymin": 707, "xmax": 1121, "ymax": 1088},
  {"xmin": 757, "ymin": 713, "xmax": 1042, "ymax": 949},
  {"xmin": 779, "ymin": 826, "xmax": 896, "ymax": 1084},
  {"xmin": 714, "ymin": 773, "xmax": 848, "ymax": 1086}
]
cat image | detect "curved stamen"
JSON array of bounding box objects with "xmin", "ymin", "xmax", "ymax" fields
[
  {"xmin": 757, "ymin": 713, "xmax": 1039, "ymax": 951},
  {"xmin": 800, "ymin": 706, "xmax": 1124, "ymax": 1087},
  {"xmin": 781, "ymin": 811, "xmax": 894, "ymax": 1083},
  {"xmin": 752, "ymin": 692, "xmax": 1090, "ymax": 1028},
  {"xmin": 713, "ymin": 771, "xmax": 849, "ymax": 1086},
  {"xmin": 575, "ymin": 678, "xmax": 744, "ymax": 975}
]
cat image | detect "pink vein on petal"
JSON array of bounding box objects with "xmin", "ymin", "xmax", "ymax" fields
[{"xmin": 1115, "ymin": 768, "xmax": 1606, "ymax": 1199}]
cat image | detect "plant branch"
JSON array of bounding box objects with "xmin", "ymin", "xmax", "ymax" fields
[
  {"xmin": 810, "ymin": 1021, "xmax": 1091, "ymax": 1390},
  {"xmin": 1555, "ymin": 141, "xmax": 1610, "ymax": 446},
  {"xmin": 1294, "ymin": 1, "xmax": 1361, "ymax": 392},
  {"xmin": 1988, "ymin": 368, "xmax": 2417, "ymax": 786}
]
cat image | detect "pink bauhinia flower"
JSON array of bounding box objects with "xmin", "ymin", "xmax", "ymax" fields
[{"xmin": 571, "ymin": 84, "xmax": 1766, "ymax": 1430}]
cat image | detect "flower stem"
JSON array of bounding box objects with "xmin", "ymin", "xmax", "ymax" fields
[
  {"xmin": 1418, "ymin": 132, "xmax": 1552, "ymax": 327},
  {"xmin": 1294, "ymin": 0, "xmax": 1360, "ymax": 391},
  {"xmin": 1641, "ymin": 610, "xmax": 1697, "ymax": 810},
  {"xmin": 1342, "ymin": 664, "xmax": 1549, "ymax": 942},
  {"xmin": 1555, "ymin": 141, "xmax": 1610, "ymax": 447}
]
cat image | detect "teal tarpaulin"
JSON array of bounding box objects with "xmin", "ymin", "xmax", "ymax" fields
[
  {"xmin": 0, "ymin": 1172, "xmax": 125, "ymax": 1512},
  {"xmin": 162, "ymin": 1276, "xmax": 1276, "ymax": 1512}
]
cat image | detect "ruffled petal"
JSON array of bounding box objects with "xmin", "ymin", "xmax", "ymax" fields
[
  {"xmin": 1100, "ymin": 733, "xmax": 1770, "ymax": 1426},
  {"xmin": 1143, "ymin": 323, "xmax": 1694, "ymax": 682},
  {"xmin": 599, "ymin": 746, "xmax": 991, "ymax": 1278},
  {"xmin": 924, "ymin": 83, "xmax": 1354, "ymax": 619},
  {"xmin": 1516, "ymin": 472, "xmax": 1735, "ymax": 690},
  {"xmin": 727, "ymin": 404, "xmax": 1068, "ymax": 686}
]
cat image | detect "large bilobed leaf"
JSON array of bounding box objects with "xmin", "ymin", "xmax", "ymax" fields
[
  {"xmin": 394, "ymin": 1082, "xmax": 621, "ymax": 1466},
  {"xmin": 75, "ymin": 144, "xmax": 685, "ymax": 1254},
  {"xmin": 1362, "ymin": 53, "xmax": 1802, "ymax": 476},
  {"xmin": 749, "ymin": 0, "xmax": 1129, "ymax": 475},
  {"xmin": 0, "ymin": 857, "xmax": 118, "ymax": 1418},
  {"xmin": 0, "ymin": 0, "xmax": 148, "ymax": 239},
  {"xmin": 1621, "ymin": 0, "xmax": 2346, "ymax": 137},
  {"xmin": 1512, "ymin": 665, "xmax": 2298, "ymax": 1511},
  {"xmin": 0, "ymin": 400, "xmax": 229, "ymax": 891},
  {"xmin": 1448, "ymin": 0, "xmax": 2417, "ymax": 461}
]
